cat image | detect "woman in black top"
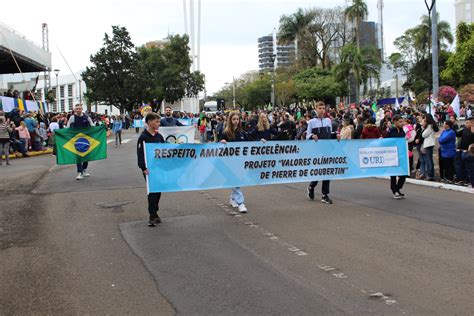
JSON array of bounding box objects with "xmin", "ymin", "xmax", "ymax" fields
[{"xmin": 220, "ymin": 112, "xmax": 250, "ymax": 213}]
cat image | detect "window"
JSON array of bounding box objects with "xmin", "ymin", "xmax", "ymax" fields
[
  {"xmin": 68, "ymin": 98, "xmax": 73, "ymax": 111},
  {"xmin": 466, "ymin": 2, "xmax": 471, "ymax": 10},
  {"xmin": 60, "ymin": 99, "xmax": 65, "ymax": 112},
  {"xmin": 60, "ymin": 85, "xmax": 65, "ymax": 98},
  {"xmin": 68, "ymin": 84, "xmax": 73, "ymax": 98}
]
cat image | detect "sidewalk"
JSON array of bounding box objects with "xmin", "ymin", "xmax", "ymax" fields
[{"xmin": 2, "ymin": 148, "xmax": 53, "ymax": 160}]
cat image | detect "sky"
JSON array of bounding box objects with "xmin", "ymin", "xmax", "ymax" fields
[{"xmin": 1, "ymin": 0, "xmax": 455, "ymax": 95}]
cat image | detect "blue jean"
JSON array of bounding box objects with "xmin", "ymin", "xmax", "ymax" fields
[
  {"xmin": 420, "ymin": 146, "xmax": 434, "ymax": 179},
  {"xmin": 77, "ymin": 162, "xmax": 89, "ymax": 173},
  {"xmin": 230, "ymin": 187, "xmax": 244, "ymax": 205},
  {"xmin": 454, "ymin": 151, "xmax": 466, "ymax": 182}
]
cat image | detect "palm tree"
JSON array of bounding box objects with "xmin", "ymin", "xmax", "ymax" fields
[
  {"xmin": 335, "ymin": 44, "xmax": 363, "ymax": 103},
  {"xmin": 344, "ymin": 0, "xmax": 368, "ymax": 50},
  {"xmin": 360, "ymin": 46, "xmax": 382, "ymax": 96},
  {"xmin": 278, "ymin": 8, "xmax": 316, "ymax": 67},
  {"xmin": 417, "ymin": 13, "xmax": 454, "ymax": 52}
]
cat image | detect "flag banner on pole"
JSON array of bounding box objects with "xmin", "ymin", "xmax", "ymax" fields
[
  {"xmin": 144, "ymin": 139, "xmax": 409, "ymax": 193},
  {"xmin": 451, "ymin": 94, "xmax": 460, "ymax": 118},
  {"xmin": 55, "ymin": 125, "xmax": 107, "ymax": 165},
  {"xmin": 160, "ymin": 126, "xmax": 195, "ymax": 144},
  {"xmin": 0, "ymin": 96, "xmax": 50, "ymax": 113}
]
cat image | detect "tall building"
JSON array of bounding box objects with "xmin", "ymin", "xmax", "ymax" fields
[
  {"xmin": 258, "ymin": 35, "xmax": 296, "ymax": 73},
  {"xmin": 276, "ymin": 39, "xmax": 296, "ymax": 69},
  {"xmin": 258, "ymin": 35, "xmax": 274, "ymax": 72},
  {"xmin": 455, "ymin": 0, "xmax": 474, "ymax": 25},
  {"xmin": 359, "ymin": 21, "xmax": 383, "ymax": 60}
]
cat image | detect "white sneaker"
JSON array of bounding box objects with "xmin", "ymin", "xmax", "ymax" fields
[
  {"xmin": 238, "ymin": 204, "xmax": 248, "ymax": 213},
  {"xmin": 82, "ymin": 171, "xmax": 91, "ymax": 177},
  {"xmin": 393, "ymin": 192, "xmax": 403, "ymax": 200},
  {"xmin": 230, "ymin": 199, "xmax": 239, "ymax": 208},
  {"xmin": 76, "ymin": 173, "xmax": 83, "ymax": 180}
]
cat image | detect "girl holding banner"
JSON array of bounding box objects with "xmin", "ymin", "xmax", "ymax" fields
[{"xmin": 220, "ymin": 112, "xmax": 251, "ymax": 213}]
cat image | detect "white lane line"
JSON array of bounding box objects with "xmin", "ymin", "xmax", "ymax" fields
[
  {"xmin": 199, "ymin": 190, "xmax": 402, "ymax": 310},
  {"xmin": 122, "ymin": 139, "xmax": 131, "ymax": 144},
  {"xmin": 107, "ymin": 140, "xmax": 114, "ymax": 144}
]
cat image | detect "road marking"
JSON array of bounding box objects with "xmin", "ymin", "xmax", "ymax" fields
[
  {"xmin": 122, "ymin": 139, "xmax": 131, "ymax": 144},
  {"xmin": 199, "ymin": 190, "xmax": 403, "ymax": 311},
  {"xmin": 107, "ymin": 140, "xmax": 114, "ymax": 144}
]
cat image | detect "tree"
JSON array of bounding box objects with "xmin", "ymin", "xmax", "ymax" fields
[
  {"xmin": 278, "ymin": 8, "xmax": 316, "ymax": 68},
  {"xmin": 334, "ymin": 44, "xmax": 362, "ymax": 103},
  {"xmin": 136, "ymin": 35, "xmax": 205, "ymax": 105},
  {"xmin": 276, "ymin": 79, "xmax": 297, "ymax": 107},
  {"xmin": 459, "ymin": 84, "xmax": 474, "ymax": 103},
  {"xmin": 344, "ymin": 0, "xmax": 368, "ymax": 50},
  {"xmin": 82, "ymin": 26, "xmax": 139, "ymax": 113},
  {"xmin": 438, "ymin": 86, "xmax": 457, "ymax": 104},
  {"xmin": 441, "ymin": 22, "xmax": 474, "ymax": 86},
  {"xmin": 294, "ymin": 67, "xmax": 346, "ymax": 104}
]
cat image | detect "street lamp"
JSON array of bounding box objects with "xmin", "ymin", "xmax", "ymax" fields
[
  {"xmin": 269, "ymin": 54, "xmax": 276, "ymax": 109},
  {"xmin": 424, "ymin": 0, "xmax": 436, "ymax": 114},
  {"xmin": 78, "ymin": 79, "xmax": 82, "ymax": 104},
  {"xmin": 54, "ymin": 69, "xmax": 60, "ymax": 112}
]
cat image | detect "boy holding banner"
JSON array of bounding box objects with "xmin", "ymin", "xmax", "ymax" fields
[{"xmin": 137, "ymin": 113, "xmax": 165, "ymax": 227}]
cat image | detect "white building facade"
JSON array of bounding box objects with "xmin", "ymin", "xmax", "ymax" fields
[{"xmin": 455, "ymin": 0, "xmax": 474, "ymax": 25}]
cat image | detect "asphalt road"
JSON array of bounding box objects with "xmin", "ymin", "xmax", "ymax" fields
[{"xmin": 1, "ymin": 129, "xmax": 473, "ymax": 315}]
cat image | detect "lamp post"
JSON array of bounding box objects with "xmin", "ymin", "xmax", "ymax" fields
[
  {"xmin": 54, "ymin": 69, "xmax": 60, "ymax": 112},
  {"xmin": 269, "ymin": 54, "xmax": 276, "ymax": 109},
  {"xmin": 78, "ymin": 79, "xmax": 82, "ymax": 104},
  {"xmin": 424, "ymin": 0, "xmax": 435, "ymax": 114}
]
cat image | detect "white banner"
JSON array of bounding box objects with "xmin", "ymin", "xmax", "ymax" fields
[{"xmin": 159, "ymin": 126, "xmax": 195, "ymax": 144}]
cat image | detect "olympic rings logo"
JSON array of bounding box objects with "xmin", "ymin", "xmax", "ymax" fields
[{"xmin": 165, "ymin": 134, "xmax": 189, "ymax": 143}]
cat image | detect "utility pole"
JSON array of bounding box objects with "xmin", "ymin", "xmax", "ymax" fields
[
  {"xmin": 424, "ymin": 0, "xmax": 435, "ymax": 114},
  {"xmin": 432, "ymin": 2, "xmax": 439, "ymax": 101}
]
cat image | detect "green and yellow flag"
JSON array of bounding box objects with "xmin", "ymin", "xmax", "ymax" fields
[{"xmin": 55, "ymin": 125, "xmax": 107, "ymax": 165}]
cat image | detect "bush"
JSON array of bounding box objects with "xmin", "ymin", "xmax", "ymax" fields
[
  {"xmin": 459, "ymin": 84, "xmax": 474, "ymax": 103},
  {"xmin": 438, "ymin": 86, "xmax": 457, "ymax": 104}
]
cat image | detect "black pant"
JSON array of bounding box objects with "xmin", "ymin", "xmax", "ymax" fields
[
  {"xmin": 77, "ymin": 162, "xmax": 88, "ymax": 173},
  {"xmin": 143, "ymin": 174, "xmax": 161, "ymax": 214},
  {"xmin": 441, "ymin": 157, "xmax": 455, "ymax": 181},
  {"xmin": 438, "ymin": 148, "xmax": 444, "ymax": 179},
  {"xmin": 309, "ymin": 180, "xmax": 330, "ymax": 196},
  {"xmin": 148, "ymin": 192, "xmax": 162, "ymax": 214},
  {"xmin": 390, "ymin": 176, "xmax": 406, "ymax": 193}
]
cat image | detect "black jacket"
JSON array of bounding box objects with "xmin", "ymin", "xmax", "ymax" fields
[
  {"xmin": 456, "ymin": 127, "xmax": 474, "ymax": 150},
  {"xmin": 386, "ymin": 127, "xmax": 406, "ymax": 138},
  {"xmin": 137, "ymin": 129, "xmax": 165, "ymax": 171}
]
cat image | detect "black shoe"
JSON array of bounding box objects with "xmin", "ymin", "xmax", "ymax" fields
[
  {"xmin": 307, "ymin": 186, "xmax": 315, "ymax": 200},
  {"xmin": 321, "ymin": 195, "xmax": 333, "ymax": 204},
  {"xmin": 148, "ymin": 214, "xmax": 157, "ymax": 227},
  {"xmin": 155, "ymin": 215, "xmax": 162, "ymax": 224},
  {"xmin": 397, "ymin": 191, "xmax": 405, "ymax": 198}
]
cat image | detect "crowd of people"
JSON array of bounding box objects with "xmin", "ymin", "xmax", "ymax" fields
[{"xmin": 190, "ymin": 101, "xmax": 474, "ymax": 191}]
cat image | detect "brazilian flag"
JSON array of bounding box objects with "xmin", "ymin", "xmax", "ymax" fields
[{"xmin": 55, "ymin": 125, "xmax": 107, "ymax": 165}]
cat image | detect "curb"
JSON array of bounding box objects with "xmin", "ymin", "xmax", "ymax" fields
[
  {"xmin": 2, "ymin": 148, "xmax": 53, "ymax": 160},
  {"xmin": 378, "ymin": 176, "xmax": 473, "ymax": 194}
]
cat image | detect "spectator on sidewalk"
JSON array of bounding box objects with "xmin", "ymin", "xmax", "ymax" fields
[
  {"xmin": 438, "ymin": 120, "xmax": 457, "ymax": 183},
  {"xmin": 0, "ymin": 112, "xmax": 12, "ymax": 165}
]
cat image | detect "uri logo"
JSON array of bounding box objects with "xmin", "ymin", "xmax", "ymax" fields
[{"xmin": 63, "ymin": 133, "xmax": 100, "ymax": 157}]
